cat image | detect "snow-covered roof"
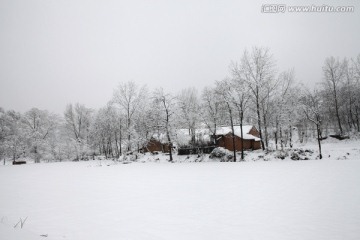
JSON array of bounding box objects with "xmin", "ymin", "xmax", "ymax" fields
[
  {"xmin": 176, "ymin": 128, "xmax": 212, "ymax": 145},
  {"xmin": 176, "ymin": 128, "xmax": 211, "ymax": 136},
  {"xmin": 150, "ymin": 133, "xmax": 167, "ymax": 144},
  {"xmin": 215, "ymin": 125, "xmax": 261, "ymax": 141},
  {"xmin": 176, "ymin": 125, "xmax": 261, "ymax": 143}
]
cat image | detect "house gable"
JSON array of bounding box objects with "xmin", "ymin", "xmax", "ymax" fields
[{"xmin": 215, "ymin": 125, "xmax": 261, "ymax": 151}]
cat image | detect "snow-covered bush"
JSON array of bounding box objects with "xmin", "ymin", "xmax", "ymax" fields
[
  {"xmin": 274, "ymin": 150, "xmax": 288, "ymax": 160},
  {"xmin": 290, "ymin": 148, "xmax": 313, "ymax": 160},
  {"xmin": 209, "ymin": 147, "xmax": 233, "ymax": 162},
  {"xmin": 290, "ymin": 152, "xmax": 300, "ymax": 160},
  {"xmin": 119, "ymin": 153, "xmax": 142, "ymax": 162}
]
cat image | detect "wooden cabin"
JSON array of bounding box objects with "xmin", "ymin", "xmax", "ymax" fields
[
  {"xmin": 143, "ymin": 137, "xmax": 170, "ymax": 153},
  {"xmin": 215, "ymin": 125, "xmax": 261, "ymax": 151}
]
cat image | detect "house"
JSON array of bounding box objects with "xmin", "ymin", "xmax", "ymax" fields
[
  {"xmin": 142, "ymin": 125, "xmax": 261, "ymax": 154},
  {"xmin": 142, "ymin": 137, "xmax": 171, "ymax": 153},
  {"xmin": 214, "ymin": 125, "xmax": 261, "ymax": 151},
  {"xmin": 176, "ymin": 125, "xmax": 261, "ymax": 152}
]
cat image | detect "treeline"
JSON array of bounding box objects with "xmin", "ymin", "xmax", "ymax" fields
[{"xmin": 1, "ymin": 47, "xmax": 359, "ymax": 162}]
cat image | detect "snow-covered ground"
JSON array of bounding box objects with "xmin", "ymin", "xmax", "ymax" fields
[{"xmin": 1, "ymin": 140, "xmax": 360, "ymax": 240}]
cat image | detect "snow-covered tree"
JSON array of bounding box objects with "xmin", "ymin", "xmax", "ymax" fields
[
  {"xmin": 344, "ymin": 56, "xmax": 360, "ymax": 132},
  {"xmin": 177, "ymin": 88, "xmax": 200, "ymax": 146},
  {"xmin": 200, "ymin": 86, "xmax": 224, "ymax": 144},
  {"xmin": 22, "ymin": 108, "xmax": 59, "ymax": 163},
  {"xmin": 133, "ymin": 100, "xmax": 159, "ymax": 153},
  {"xmin": 89, "ymin": 104, "xmax": 121, "ymax": 159},
  {"xmin": 299, "ymin": 88, "xmax": 324, "ymax": 159},
  {"xmin": 229, "ymin": 70, "xmax": 251, "ymax": 160},
  {"xmin": 237, "ymin": 47, "xmax": 278, "ymax": 150},
  {"xmin": 322, "ymin": 57, "xmax": 347, "ymax": 135},
  {"xmin": 112, "ymin": 81, "xmax": 148, "ymax": 152},
  {"xmin": 271, "ymin": 70, "xmax": 297, "ymax": 149},
  {"xmin": 64, "ymin": 103, "xmax": 93, "ymax": 160},
  {"xmin": 0, "ymin": 109, "xmax": 26, "ymax": 161},
  {"xmin": 215, "ymin": 79, "xmax": 237, "ymax": 162},
  {"xmin": 152, "ymin": 88, "xmax": 177, "ymax": 162}
]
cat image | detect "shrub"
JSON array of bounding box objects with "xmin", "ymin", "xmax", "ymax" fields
[{"xmin": 209, "ymin": 147, "xmax": 234, "ymax": 162}]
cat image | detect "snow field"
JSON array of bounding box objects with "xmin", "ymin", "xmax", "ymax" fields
[{"xmin": 1, "ymin": 154, "xmax": 360, "ymax": 240}]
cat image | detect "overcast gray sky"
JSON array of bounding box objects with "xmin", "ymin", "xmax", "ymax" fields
[{"xmin": 1, "ymin": 0, "xmax": 359, "ymax": 114}]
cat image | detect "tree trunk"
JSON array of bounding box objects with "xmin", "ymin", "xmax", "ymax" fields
[
  {"xmin": 165, "ymin": 106, "xmax": 173, "ymax": 162},
  {"xmin": 34, "ymin": 146, "xmax": 39, "ymax": 163},
  {"xmin": 226, "ymin": 102, "xmax": 236, "ymax": 162},
  {"xmin": 119, "ymin": 118, "xmax": 122, "ymax": 156},
  {"xmin": 263, "ymin": 113, "xmax": 269, "ymax": 149},
  {"xmin": 166, "ymin": 130, "xmax": 173, "ymax": 162},
  {"xmin": 239, "ymin": 109, "xmax": 244, "ymax": 161},
  {"xmin": 289, "ymin": 124, "xmax": 293, "ymax": 148},
  {"xmin": 240, "ymin": 121, "xmax": 244, "ymax": 161},
  {"xmin": 275, "ymin": 117, "xmax": 278, "ymax": 150},
  {"xmin": 316, "ymin": 116, "xmax": 322, "ymax": 159},
  {"xmin": 190, "ymin": 128, "xmax": 196, "ymax": 146},
  {"xmin": 114, "ymin": 132, "xmax": 120, "ymax": 158},
  {"xmin": 317, "ymin": 125, "xmax": 322, "ymax": 159},
  {"xmin": 333, "ymin": 84, "xmax": 343, "ymax": 135},
  {"xmin": 353, "ymin": 105, "xmax": 359, "ymax": 132},
  {"xmin": 280, "ymin": 126, "xmax": 283, "ymax": 150},
  {"xmin": 255, "ymin": 89, "xmax": 265, "ymax": 150}
]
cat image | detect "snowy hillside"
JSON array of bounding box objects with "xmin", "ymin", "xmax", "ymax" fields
[{"xmin": 1, "ymin": 140, "xmax": 360, "ymax": 240}]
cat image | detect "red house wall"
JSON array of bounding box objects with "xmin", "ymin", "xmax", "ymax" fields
[
  {"xmin": 144, "ymin": 138, "xmax": 170, "ymax": 153},
  {"xmin": 217, "ymin": 133, "xmax": 261, "ymax": 151}
]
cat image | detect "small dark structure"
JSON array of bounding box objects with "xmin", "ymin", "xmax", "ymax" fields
[
  {"xmin": 178, "ymin": 145, "xmax": 216, "ymax": 155},
  {"xmin": 329, "ymin": 134, "xmax": 350, "ymax": 140},
  {"xmin": 143, "ymin": 137, "xmax": 171, "ymax": 153},
  {"xmin": 12, "ymin": 160, "xmax": 26, "ymax": 165}
]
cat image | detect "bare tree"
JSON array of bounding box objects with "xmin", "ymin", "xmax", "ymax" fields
[
  {"xmin": 22, "ymin": 108, "xmax": 58, "ymax": 163},
  {"xmin": 272, "ymin": 69, "xmax": 296, "ymax": 150},
  {"xmin": 300, "ymin": 88, "xmax": 323, "ymax": 159},
  {"xmin": 177, "ymin": 88, "xmax": 200, "ymax": 146},
  {"xmin": 0, "ymin": 110, "xmax": 25, "ymax": 161},
  {"xmin": 89, "ymin": 104, "xmax": 120, "ymax": 159},
  {"xmin": 64, "ymin": 103, "xmax": 92, "ymax": 160},
  {"xmin": 200, "ymin": 87, "xmax": 224, "ymax": 145},
  {"xmin": 133, "ymin": 98, "xmax": 158, "ymax": 153},
  {"xmin": 113, "ymin": 81, "xmax": 147, "ymax": 152},
  {"xmin": 230, "ymin": 64, "xmax": 251, "ymax": 160},
  {"xmin": 342, "ymin": 58, "xmax": 358, "ymax": 131},
  {"xmin": 153, "ymin": 88, "xmax": 176, "ymax": 162},
  {"xmin": 238, "ymin": 47, "xmax": 278, "ymax": 150},
  {"xmin": 354, "ymin": 54, "xmax": 360, "ymax": 78},
  {"xmin": 322, "ymin": 56, "xmax": 347, "ymax": 135},
  {"xmin": 215, "ymin": 79, "xmax": 237, "ymax": 162},
  {"xmin": 350, "ymin": 55, "xmax": 360, "ymax": 132}
]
